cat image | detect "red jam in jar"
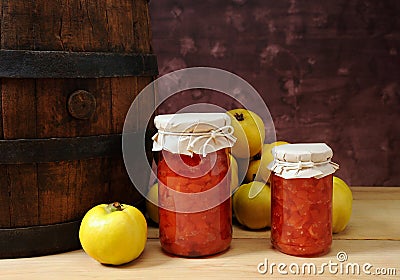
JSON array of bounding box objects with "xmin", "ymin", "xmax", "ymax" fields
[
  {"xmin": 158, "ymin": 149, "xmax": 232, "ymax": 257},
  {"xmin": 271, "ymin": 174, "xmax": 333, "ymax": 256},
  {"xmin": 269, "ymin": 143, "xmax": 339, "ymax": 257},
  {"xmin": 152, "ymin": 113, "xmax": 236, "ymax": 257}
]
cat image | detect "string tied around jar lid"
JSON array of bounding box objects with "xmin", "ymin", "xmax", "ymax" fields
[
  {"xmin": 155, "ymin": 124, "xmax": 237, "ymax": 157},
  {"xmin": 272, "ymin": 159, "xmax": 339, "ymax": 175}
]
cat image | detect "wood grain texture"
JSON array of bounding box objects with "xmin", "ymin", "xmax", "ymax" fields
[
  {"xmin": 109, "ymin": 76, "xmax": 155, "ymax": 205},
  {"xmin": 0, "ymin": 0, "xmax": 155, "ymax": 235},
  {"xmin": 35, "ymin": 78, "xmax": 112, "ymax": 138},
  {"xmin": 351, "ymin": 186, "xmax": 400, "ymax": 200},
  {"xmin": 0, "ymin": 239, "xmax": 398, "ymax": 280},
  {"xmin": 149, "ymin": 0, "xmax": 400, "ymax": 186},
  {"xmin": 37, "ymin": 78, "xmax": 111, "ymax": 221},
  {"xmin": 1, "ymin": 79, "xmax": 38, "ymax": 228},
  {"xmin": 0, "ymin": 187, "xmax": 398, "ymax": 279},
  {"xmin": 0, "ymin": 1, "xmax": 35, "ymax": 49}
]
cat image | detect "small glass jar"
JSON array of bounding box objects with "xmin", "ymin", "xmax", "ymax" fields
[
  {"xmin": 268, "ymin": 143, "xmax": 339, "ymax": 257},
  {"xmin": 152, "ymin": 113, "xmax": 236, "ymax": 257}
]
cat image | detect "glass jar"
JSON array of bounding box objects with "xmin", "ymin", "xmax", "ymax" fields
[
  {"xmin": 268, "ymin": 143, "xmax": 339, "ymax": 257},
  {"xmin": 152, "ymin": 113, "xmax": 236, "ymax": 257}
]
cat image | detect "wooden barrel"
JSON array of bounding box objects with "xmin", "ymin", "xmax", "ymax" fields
[{"xmin": 0, "ymin": 0, "xmax": 157, "ymax": 258}]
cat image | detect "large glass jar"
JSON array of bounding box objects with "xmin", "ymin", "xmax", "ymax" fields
[
  {"xmin": 268, "ymin": 143, "xmax": 339, "ymax": 257},
  {"xmin": 152, "ymin": 113, "xmax": 236, "ymax": 257}
]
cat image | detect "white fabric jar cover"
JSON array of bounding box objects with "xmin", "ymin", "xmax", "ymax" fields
[
  {"xmin": 268, "ymin": 143, "xmax": 339, "ymax": 179},
  {"xmin": 152, "ymin": 113, "xmax": 237, "ymax": 156}
]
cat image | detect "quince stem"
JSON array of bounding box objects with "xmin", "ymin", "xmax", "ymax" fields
[
  {"xmin": 253, "ymin": 153, "xmax": 261, "ymax": 160},
  {"xmin": 108, "ymin": 202, "xmax": 123, "ymax": 212},
  {"xmin": 234, "ymin": 112, "xmax": 244, "ymax": 121}
]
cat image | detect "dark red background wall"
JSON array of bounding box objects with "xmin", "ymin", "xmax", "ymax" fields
[{"xmin": 149, "ymin": 0, "xmax": 400, "ymax": 186}]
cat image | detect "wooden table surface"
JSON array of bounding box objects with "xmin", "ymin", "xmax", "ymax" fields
[{"xmin": 1, "ymin": 187, "xmax": 399, "ymax": 279}]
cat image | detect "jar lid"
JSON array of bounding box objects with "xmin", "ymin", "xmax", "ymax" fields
[
  {"xmin": 152, "ymin": 113, "xmax": 237, "ymax": 156},
  {"xmin": 268, "ymin": 143, "xmax": 339, "ymax": 179}
]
